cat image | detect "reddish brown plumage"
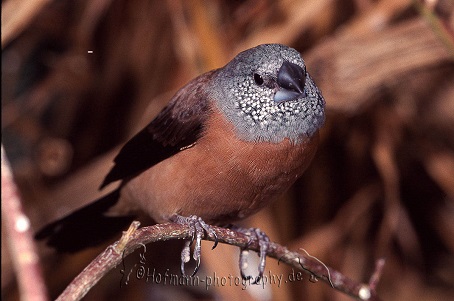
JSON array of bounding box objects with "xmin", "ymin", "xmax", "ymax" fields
[
  {"xmin": 35, "ymin": 44, "xmax": 325, "ymax": 252},
  {"xmin": 120, "ymin": 104, "xmax": 319, "ymax": 224}
]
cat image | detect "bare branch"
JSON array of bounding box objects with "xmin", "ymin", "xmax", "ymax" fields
[
  {"xmin": 57, "ymin": 222, "xmax": 383, "ymax": 301},
  {"xmin": 1, "ymin": 145, "xmax": 49, "ymax": 301}
]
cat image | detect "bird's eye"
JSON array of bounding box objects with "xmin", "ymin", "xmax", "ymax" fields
[{"xmin": 253, "ymin": 73, "xmax": 264, "ymax": 86}]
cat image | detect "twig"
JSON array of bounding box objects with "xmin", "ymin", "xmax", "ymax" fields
[
  {"xmin": 1, "ymin": 145, "xmax": 49, "ymax": 301},
  {"xmin": 356, "ymin": 258, "xmax": 386, "ymax": 301},
  {"xmin": 57, "ymin": 222, "xmax": 384, "ymax": 301},
  {"xmin": 369, "ymin": 258, "xmax": 386, "ymax": 291}
]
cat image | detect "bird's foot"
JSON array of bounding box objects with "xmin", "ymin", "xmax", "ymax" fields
[
  {"xmin": 233, "ymin": 226, "xmax": 270, "ymax": 283},
  {"xmin": 170, "ymin": 215, "xmax": 218, "ymax": 277}
]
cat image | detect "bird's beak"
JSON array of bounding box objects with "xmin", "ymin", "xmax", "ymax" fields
[{"xmin": 274, "ymin": 61, "xmax": 307, "ymax": 103}]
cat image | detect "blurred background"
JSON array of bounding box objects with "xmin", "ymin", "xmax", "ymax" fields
[{"xmin": 2, "ymin": 0, "xmax": 454, "ymax": 300}]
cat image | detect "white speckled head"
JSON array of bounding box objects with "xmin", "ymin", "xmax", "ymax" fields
[{"xmin": 210, "ymin": 44, "xmax": 325, "ymax": 143}]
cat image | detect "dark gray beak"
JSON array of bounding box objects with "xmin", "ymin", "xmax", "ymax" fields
[{"xmin": 274, "ymin": 61, "xmax": 306, "ymax": 103}]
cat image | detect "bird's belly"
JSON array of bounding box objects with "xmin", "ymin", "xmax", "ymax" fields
[{"xmin": 122, "ymin": 134, "xmax": 318, "ymax": 224}]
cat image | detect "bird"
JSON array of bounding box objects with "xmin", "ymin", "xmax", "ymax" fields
[{"xmin": 35, "ymin": 43, "xmax": 325, "ymax": 279}]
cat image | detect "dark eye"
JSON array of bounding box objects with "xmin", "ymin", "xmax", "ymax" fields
[{"xmin": 253, "ymin": 73, "xmax": 264, "ymax": 86}]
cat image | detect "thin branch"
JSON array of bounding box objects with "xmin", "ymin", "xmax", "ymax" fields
[
  {"xmin": 1, "ymin": 145, "xmax": 49, "ymax": 301},
  {"xmin": 369, "ymin": 258, "xmax": 386, "ymax": 291},
  {"xmin": 57, "ymin": 221, "xmax": 384, "ymax": 301}
]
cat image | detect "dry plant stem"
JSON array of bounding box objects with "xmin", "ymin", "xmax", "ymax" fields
[
  {"xmin": 1, "ymin": 146, "xmax": 49, "ymax": 301},
  {"xmin": 58, "ymin": 222, "xmax": 383, "ymax": 301},
  {"xmin": 1, "ymin": 0, "xmax": 52, "ymax": 47},
  {"xmin": 369, "ymin": 258, "xmax": 386, "ymax": 291},
  {"xmin": 413, "ymin": 0, "xmax": 454, "ymax": 57},
  {"xmin": 305, "ymin": 18, "xmax": 452, "ymax": 113}
]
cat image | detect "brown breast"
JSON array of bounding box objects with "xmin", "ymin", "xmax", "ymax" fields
[{"xmin": 120, "ymin": 105, "xmax": 319, "ymax": 224}]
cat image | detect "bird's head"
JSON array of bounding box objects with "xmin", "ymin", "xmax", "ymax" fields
[{"xmin": 211, "ymin": 44, "xmax": 325, "ymax": 143}]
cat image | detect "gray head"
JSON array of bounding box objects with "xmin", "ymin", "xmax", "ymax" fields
[{"xmin": 210, "ymin": 44, "xmax": 325, "ymax": 143}]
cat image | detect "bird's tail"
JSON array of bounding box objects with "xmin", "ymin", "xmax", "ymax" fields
[{"xmin": 35, "ymin": 188, "xmax": 135, "ymax": 252}]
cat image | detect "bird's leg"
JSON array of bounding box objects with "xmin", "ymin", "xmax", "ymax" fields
[
  {"xmin": 232, "ymin": 226, "xmax": 270, "ymax": 283},
  {"xmin": 170, "ymin": 215, "xmax": 218, "ymax": 277}
]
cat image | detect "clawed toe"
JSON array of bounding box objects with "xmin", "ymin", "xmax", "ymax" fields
[
  {"xmin": 235, "ymin": 227, "xmax": 270, "ymax": 282},
  {"xmin": 171, "ymin": 215, "xmax": 218, "ymax": 276},
  {"xmin": 171, "ymin": 216, "xmax": 269, "ymax": 281}
]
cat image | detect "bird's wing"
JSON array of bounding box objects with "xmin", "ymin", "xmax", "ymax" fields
[{"xmin": 100, "ymin": 70, "xmax": 216, "ymax": 188}]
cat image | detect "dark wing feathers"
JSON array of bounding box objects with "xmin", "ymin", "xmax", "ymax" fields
[
  {"xmin": 35, "ymin": 188, "xmax": 135, "ymax": 252},
  {"xmin": 100, "ymin": 70, "xmax": 216, "ymax": 188}
]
